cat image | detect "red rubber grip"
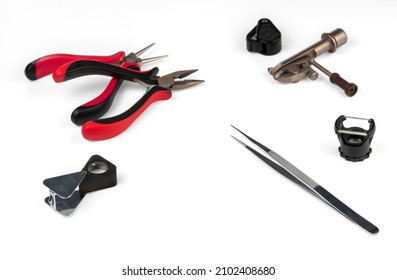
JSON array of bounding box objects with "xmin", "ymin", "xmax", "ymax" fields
[
  {"xmin": 82, "ymin": 86, "xmax": 172, "ymax": 141},
  {"xmin": 25, "ymin": 51, "xmax": 125, "ymax": 80}
]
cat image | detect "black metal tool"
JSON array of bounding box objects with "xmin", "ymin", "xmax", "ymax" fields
[
  {"xmin": 43, "ymin": 155, "xmax": 117, "ymax": 216},
  {"xmin": 335, "ymin": 115, "xmax": 376, "ymax": 162},
  {"xmin": 231, "ymin": 125, "xmax": 378, "ymax": 234}
]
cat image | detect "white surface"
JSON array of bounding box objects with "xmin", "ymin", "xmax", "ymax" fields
[{"xmin": 1, "ymin": 0, "xmax": 396, "ymax": 279}]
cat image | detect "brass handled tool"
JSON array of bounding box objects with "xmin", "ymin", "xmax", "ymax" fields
[{"xmin": 268, "ymin": 28, "xmax": 358, "ymax": 97}]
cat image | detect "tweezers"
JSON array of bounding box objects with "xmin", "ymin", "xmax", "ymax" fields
[{"xmin": 231, "ymin": 125, "xmax": 379, "ymax": 234}]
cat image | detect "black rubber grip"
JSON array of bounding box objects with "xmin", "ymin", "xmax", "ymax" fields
[
  {"xmin": 24, "ymin": 59, "xmax": 38, "ymax": 80},
  {"xmin": 94, "ymin": 86, "xmax": 171, "ymax": 125},
  {"xmin": 62, "ymin": 60, "xmax": 159, "ymax": 84},
  {"xmin": 71, "ymin": 64, "xmax": 139, "ymax": 125},
  {"xmin": 71, "ymin": 80, "xmax": 124, "ymax": 125}
]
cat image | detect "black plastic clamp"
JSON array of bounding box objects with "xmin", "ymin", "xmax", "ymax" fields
[
  {"xmin": 246, "ymin": 18, "xmax": 282, "ymax": 55},
  {"xmin": 43, "ymin": 155, "xmax": 117, "ymax": 215},
  {"xmin": 334, "ymin": 116, "xmax": 376, "ymax": 162}
]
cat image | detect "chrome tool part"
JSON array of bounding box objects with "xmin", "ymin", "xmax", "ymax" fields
[
  {"xmin": 156, "ymin": 69, "xmax": 205, "ymax": 89},
  {"xmin": 44, "ymin": 171, "xmax": 87, "ymax": 216},
  {"xmin": 335, "ymin": 115, "xmax": 376, "ymax": 161},
  {"xmin": 123, "ymin": 43, "xmax": 168, "ymax": 66},
  {"xmin": 231, "ymin": 125, "xmax": 378, "ymax": 234},
  {"xmin": 43, "ymin": 155, "xmax": 117, "ymax": 216},
  {"xmin": 268, "ymin": 28, "xmax": 358, "ymax": 96}
]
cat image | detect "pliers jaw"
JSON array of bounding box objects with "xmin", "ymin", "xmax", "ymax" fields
[
  {"xmin": 156, "ymin": 69, "xmax": 205, "ymax": 89},
  {"xmin": 123, "ymin": 43, "xmax": 168, "ymax": 66}
]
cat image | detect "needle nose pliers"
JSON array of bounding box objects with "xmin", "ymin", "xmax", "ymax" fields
[
  {"xmin": 51, "ymin": 52, "xmax": 203, "ymax": 140},
  {"xmin": 53, "ymin": 61, "xmax": 203, "ymax": 140},
  {"xmin": 82, "ymin": 70, "xmax": 203, "ymax": 140},
  {"xmin": 63, "ymin": 44, "xmax": 166, "ymax": 125},
  {"xmin": 24, "ymin": 44, "xmax": 166, "ymax": 125},
  {"xmin": 25, "ymin": 44, "xmax": 203, "ymax": 140}
]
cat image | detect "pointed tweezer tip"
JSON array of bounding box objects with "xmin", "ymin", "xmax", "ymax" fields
[
  {"xmin": 230, "ymin": 125, "xmax": 271, "ymax": 153},
  {"xmin": 230, "ymin": 135, "xmax": 247, "ymax": 147},
  {"xmin": 230, "ymin": 124, "xmax": 238, "ymax": 131},
  {"xmin": 230, "ymin": 125, "xmax": 248, "ymax": 139},
  {"xmin": 230, "ymin": 125, "xmax": 246, "ymax": 135}
]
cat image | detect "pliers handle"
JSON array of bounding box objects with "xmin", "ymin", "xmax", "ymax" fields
[
  {"xmin": 52, "ymin": 59, "xmax": 202, "ymax": 140},
  {"xmin": 54, "ymin": 60, "xmax": 160, "ymax": 127},
  {"xmin": 25, "ymin": 51, "xmax": 125, "ymax": 81},
  {"xmin": 25, "ymin": 43, "xmax": 165, "ymax": 81},
  {"xmin": 53, "ymin": 60, "xmax": 159, "ymax": 85},
  {"xmin": 71, "ymin": 61, "xmax": 143, "ymax": 125},
  {"xmin": 53, "ymin": 60, "xmax": 204, "ymax": 90},
  {"xmin": 82, "ymin": 85, "xmax": 172, "ymax": 140}
]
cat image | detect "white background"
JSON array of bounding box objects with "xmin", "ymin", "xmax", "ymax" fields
[{"xmin": 1, "ymin": 0, "xmax": 396, "ymax": 279}]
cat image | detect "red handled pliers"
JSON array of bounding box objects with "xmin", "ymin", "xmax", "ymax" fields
[
  {"xmin": 25, "ymin": 44, "xmax": 167, "ymax": 125},
  {"xmin": 53, "ymin": 61, "xmax": 204, "ymax": 140},
  {"xmin": 24, "ymin": 43, "xmax": 164, "ymax": 80}
]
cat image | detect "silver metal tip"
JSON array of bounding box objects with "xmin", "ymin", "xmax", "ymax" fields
[
  {"xmin": 140, "ymin": 55, "xmax": 168, "ymax": 65},
  {"xmin": 230, "ymin": 135, "xmax": 247, "ymax": 147},
  {"xmin": 230, "ymin": 125, "xmax": 244, "ymax": 135},
  {"xmin": 170, "ymin": 79, "xmax": 204, "ymax": 90},
  {"xmin": 135, "ymin": 43, "xmax": 155, "ymax": 57},
  {"xmin": 177, "ymin": 69, "xmax": 198, "ymax": 79}
]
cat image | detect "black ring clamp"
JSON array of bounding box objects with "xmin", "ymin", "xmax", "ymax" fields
[{"xmin": 334, "ymin": 115, "xmax": 376, "ymax": 162}]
